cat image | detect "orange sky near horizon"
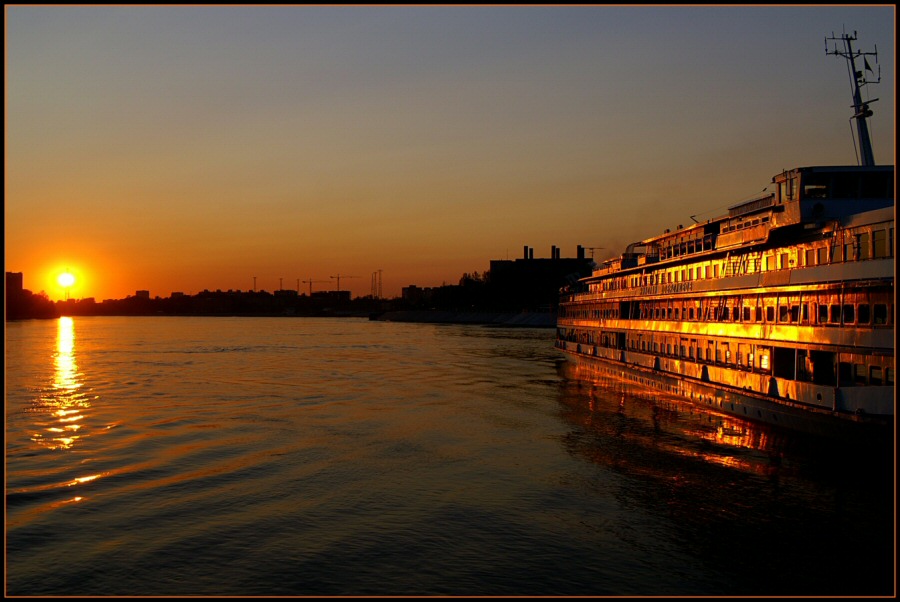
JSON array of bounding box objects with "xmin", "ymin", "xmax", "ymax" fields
[{"xmin": 6, "ymin": 6, "xmax": 895, "ymax": 302}]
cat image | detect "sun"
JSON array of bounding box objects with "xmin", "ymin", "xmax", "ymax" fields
[{"xmin": 57, "ymin": 272, "xmax": 76, "ymax": 288}]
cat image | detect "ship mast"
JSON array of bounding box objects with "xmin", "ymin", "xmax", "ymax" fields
[{"xmin": 826, "ymin": 30, "xmax": 880, "ymax": 166}]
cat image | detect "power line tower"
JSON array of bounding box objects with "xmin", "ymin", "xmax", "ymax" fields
[{"xmin": 371, "ymin": 270, "xmax": 383, "ymax": 299}]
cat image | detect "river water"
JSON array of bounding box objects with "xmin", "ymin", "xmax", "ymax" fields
[{"xmin": 5, "ymin": 316, "xmax": 894, "ymax": 596}]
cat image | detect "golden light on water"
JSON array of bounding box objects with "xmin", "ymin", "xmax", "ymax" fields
[
  {"xmin": 54, "ymin": 317, "xmax": 79, "ymax": 393},
  {"xmin": 31, "ymin": 317, "xmax": 91, "ymax": 450}
]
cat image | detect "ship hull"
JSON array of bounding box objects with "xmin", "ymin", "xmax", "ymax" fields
[{"xmin": 559, "ymin": 343, "xmax": 892, "ymax": 440}]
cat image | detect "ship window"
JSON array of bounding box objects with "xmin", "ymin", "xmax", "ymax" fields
[
  {"xmin": 779, "ymin": 305, "xmax": 790, "ymax": 322},
  {"xmin": 858, "ymin": 232, "xmax": 871, "ymax": 260},
  {"xmin": 816, "ymin": 247, "xmax": 828, "ymax": 264},
  {"xmin": 804, "ymin": 249, "xmax": 814, "ymax": 266},
  {"xmin": 797, "ymin": 350, "xmax": 812, "ymax": 381},
  {"xmin": 755, "ymin": 307, "xmax": 763, "ymax": 322},
  {"xmin": 801, "ymin": 304, "xmax": 809, "ymax": 322},
  {"xmin": 873, "ymin": 304, "xmax": 888, "ymax": 324},
  {"xmin": 818, "ymin": 304, "xmax": 829, "ymax": 324},
  {"xmin": 873, "ymin": 230, "xmax": 888, "ymax": 258},
  {"xmin": 804, "ymin": 184, "xmax": 828, "ymax": 199},
  {"xmin": 667, "ymin": 344, "xmax": 672, "ymax": 355},
  {"xmin": 732, "ymin": 307, "xmax": 740, "ymax": 321},
  {"xmin": 830, "ymin": 243, "xmax": 842, "ymax": 263},
  {"xmin": 857, "ymin": 304, "xmax": 870, "ymax": 324},
  {"xmin": 844, "ymin": 243, "xmax": 853, "ymax": 261},
  {"xmin": 790, "ymin": 305, "xmax": 800, "ymax": 323},
  {"xmin": 842, "ymin": 304, "xmax": 855, "ymax": 324},
  {"xmin": 829, "ymin": 305, "xmax": 841, "ymax": 324},
  {"xmin": 833, "ymin": 173, "xmax": 860, "ymax": 199},
  {"xmin": 854, "ymin": 364, "xmax": 867, "ymax": 385},
  {"xmin": 862, "ymin": 171, "xmax": 893, "ymax": 198},
  {"xmin": 870, "ymin": 366, "xmax": 883, "ymax": 386},
  {"xmin": 837, "ymin": 362, "xmax": 854, "ymax": 386},
  {"xmin": 759, "ymin": 350, "xmax": 770, "ymax": 371},
  {"xmin": 779, "ymin": 253, "xmax": 789, "ymax": 269},
  {"xmin": 766, "ymin": 306, "xmax": 775, "ymax": 322},
  {"xmin": 886, "ymin": 368, "xmax": 894, "ymax": 386},
  {"xmin": 772, "ymin": 347, "xmax": 795, "ymax": 379},
  {"xmin": 743, "ymin": 307, "xmax": 751, "ymax": 321}
]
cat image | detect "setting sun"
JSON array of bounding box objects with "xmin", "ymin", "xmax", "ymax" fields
[{"xmin": 57, "ymin": 272, "xmax": 76, "ymax": 288}]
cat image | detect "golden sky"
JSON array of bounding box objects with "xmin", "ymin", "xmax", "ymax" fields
[{"xmin": 6, "ymin": 6, "xmax": 895, "ymax": 301}]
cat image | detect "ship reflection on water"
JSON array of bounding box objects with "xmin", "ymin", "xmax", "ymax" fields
[
  {"xmin": 557, "ymin": 359, "xmax": 795, "ymax": 476},
  {"xmin": 554, "ymin": 357, "xmax": 894, "ymax": 596}
]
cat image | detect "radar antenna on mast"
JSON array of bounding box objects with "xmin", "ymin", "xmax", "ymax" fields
[{"xmin": 826, "ymin": 29, "xmax": 881, "ymax": 166}]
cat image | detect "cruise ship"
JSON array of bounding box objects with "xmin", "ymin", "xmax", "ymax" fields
[{"xmin": 556, "ymin": 32, "xmax": 894, "ymax": 437}]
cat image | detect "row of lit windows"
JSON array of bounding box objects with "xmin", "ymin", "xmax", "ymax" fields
[
  {"xmin": 562, "ymin": 294, "xmax": 893, "ymax": 328},
  {"xmin": 659, "ymin": 233, "xmax": 716, "ymax": 259},
  {"xmin": 558, "ymin": 329, "xmax": 894, "ymax": 387},
  {"xmin": 803, "ymin": 228, "xmax": 893, "ymax": 266},
  {"xmin": 591, "ymin": 226, "xmax": 893, "ymax": 293},
  {"xmin": 721, "ymin": 215, "xmax": 770, "ymax": 234}
]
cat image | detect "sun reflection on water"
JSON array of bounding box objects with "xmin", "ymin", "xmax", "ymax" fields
[{"xmin": 31, "ymin": 317, "xmax": 91, "ymax": 450}]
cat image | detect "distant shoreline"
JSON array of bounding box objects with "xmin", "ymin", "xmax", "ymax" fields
[
  {"xmin": 7, "ymin": 310, "xmax": 558, "ymax": 328},
  {"xmin": 370, "ymin": 310, "xmax": 556, "ymax": 328}
]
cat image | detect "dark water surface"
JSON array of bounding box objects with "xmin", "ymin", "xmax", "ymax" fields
[{"xmin": 5, "ymin": 317, "xmax": 894, "ymax": 596}]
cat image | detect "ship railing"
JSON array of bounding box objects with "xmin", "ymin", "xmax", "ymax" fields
[{"xmin": 728, "ymin": 193, "xmax": 775, "ymax": 218}]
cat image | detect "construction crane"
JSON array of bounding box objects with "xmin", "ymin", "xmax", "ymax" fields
[
  {"xmin": 302, "ymin": 278, "xmax": 328, "ymax": 296},
  {"xmin": 330, "ymin": 274, "xmax": 359, "ymax": 292}
]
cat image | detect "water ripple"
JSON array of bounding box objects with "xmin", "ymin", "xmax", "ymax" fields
[{"xmin": 5, "ymin": 317, "xmax": 893, "ymax": 597}]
